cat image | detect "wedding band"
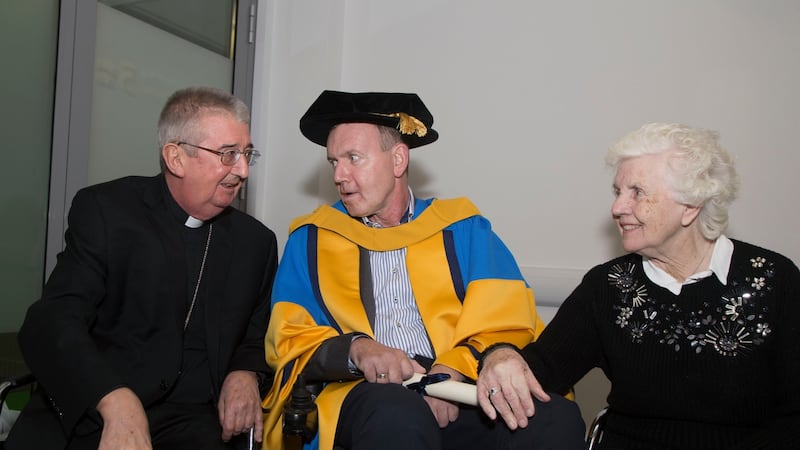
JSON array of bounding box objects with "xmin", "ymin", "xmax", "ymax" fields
[
  {"xmin": 377, "ymin": 373, "xmax": 387, "ymax": 379},
  {"xmin": 489, "ymin": 387, "xmax": 499, "ymax": 397}
]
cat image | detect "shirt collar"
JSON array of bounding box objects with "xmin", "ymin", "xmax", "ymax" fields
[
  {"xmin": 361, "ymin": 187, "xmax": 415, "ymax": 228},
  {"xmin": 642, "ymin": 235, "xmax": 733, "ymax": 295}
]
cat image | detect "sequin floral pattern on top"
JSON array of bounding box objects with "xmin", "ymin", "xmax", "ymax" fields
[{"xmin": 608, "ymin": 256, "xmax": 774, "ymax": 356}]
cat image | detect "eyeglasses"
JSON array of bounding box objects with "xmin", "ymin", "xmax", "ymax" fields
[{"xmin": 177, "ymin": 141, "xmax": 261, "ymax": 166}]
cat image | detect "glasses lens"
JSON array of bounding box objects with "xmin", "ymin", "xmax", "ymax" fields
[
  {"xmin": 221, "ymin": 149, "xmax": 239, "ymax": 165},
  {"xmin": 245, "ymin": 149, "xmax": 260, "ymax": 166}
]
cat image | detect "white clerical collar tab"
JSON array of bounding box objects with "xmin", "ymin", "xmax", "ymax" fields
[{"xmin": 185, "ymin": 216, "xmax": 204, "ymax": 228}]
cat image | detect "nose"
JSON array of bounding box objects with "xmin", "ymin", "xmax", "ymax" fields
[
  {"xmin": 333, "ymin": 163, "xmax": 348, "ymax": 184},
  {"xmin": 231, "ymin": 152, "xmax": 250, "ymax": 179},
  {"xmin": 610, "ymin": 194, "xmax": 628, "ymax": 217}
]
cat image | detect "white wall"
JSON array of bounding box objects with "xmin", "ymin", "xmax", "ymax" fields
[{"xmin": 248, "ymin": 0, "xmax": 800, "ymax": 308}]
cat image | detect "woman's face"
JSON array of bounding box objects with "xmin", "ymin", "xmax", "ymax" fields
[{"xmin": 610, "ymin": 152, "xmax": 692, "ymax": 259}]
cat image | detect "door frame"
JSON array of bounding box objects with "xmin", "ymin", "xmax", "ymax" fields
[{"xmin": 45, "ymin": 0, "xmax": 259, "ymax": 278}]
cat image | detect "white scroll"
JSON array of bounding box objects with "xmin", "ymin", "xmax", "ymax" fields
[{"xmin": 402, "ymin": 373, "xmax": 478, "ymax": 406}]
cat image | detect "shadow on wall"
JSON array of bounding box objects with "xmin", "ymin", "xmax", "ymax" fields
[
  {"xmin": 302, "ymin": 159, "xmax": 438, "ymax": 204},
  {"xmin": 574, "ymin": 367, "xmax": 611, "ymax": 428},
  {"xmin": 0, "ymin": 333, "xmax": 26, "ymax": 379}
]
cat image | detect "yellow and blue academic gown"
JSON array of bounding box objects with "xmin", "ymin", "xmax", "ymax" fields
[{"xmin": 263, "ymin": 197, "xmax": 545, "ymax": 450}]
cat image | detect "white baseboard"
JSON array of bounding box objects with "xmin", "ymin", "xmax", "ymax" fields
[{"xmin": 519, "ymin": 266, "xmax": 587, "ymax": 309}]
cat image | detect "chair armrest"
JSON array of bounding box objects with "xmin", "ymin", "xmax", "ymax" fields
[
  {"xmin": 0, "ymin": 373, "xmax": 36, "ymax": 408},
  {"xmin": 586, "ymin": 406, "xmax": 609, "ymax": 450}
]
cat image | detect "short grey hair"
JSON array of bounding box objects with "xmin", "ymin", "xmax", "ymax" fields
[
  {"xmin": 606, "ymin": 123, "xmax": 739, "ymax": 240},
  {"xmin": 157, "ymin": 86, "xmax": 249, "ymax": 155},
  {"xmin": 377, "ymin": 124, "xmax": 404, "ymax": 151}
]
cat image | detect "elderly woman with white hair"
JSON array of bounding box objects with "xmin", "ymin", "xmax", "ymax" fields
[{"xmin": 476, "ymin": 123, "xmax": 800, "ymax": 449}]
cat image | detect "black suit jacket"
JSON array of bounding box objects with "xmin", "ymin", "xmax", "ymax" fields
[{"xmin": 14, "ymin": 174, "xmax": 278, "ymax": 438}]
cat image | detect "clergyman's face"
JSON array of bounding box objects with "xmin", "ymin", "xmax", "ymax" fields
[{"xmin": 178, "ymin": 112, "xmax": 252, "ymax": 219}]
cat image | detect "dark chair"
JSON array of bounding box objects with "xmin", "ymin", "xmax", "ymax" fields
[
  {"xmin": 0, "ymin": 374, "xmax": 36, "ymax": 449},
  {"xmin": 585, "ymin": 406, "xmax": 608, "ymax": 450}
]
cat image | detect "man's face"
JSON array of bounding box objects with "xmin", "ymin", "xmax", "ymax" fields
[
  {"xmin": 175, "ymin": 112, "xmax": 251, "ymax": 219},
  {"xmin": 326, "ymin": 123, "xmax": 404, "ymax": 220}
]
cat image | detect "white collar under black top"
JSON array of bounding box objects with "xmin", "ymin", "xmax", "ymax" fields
[
  {"xmin": 184, "ymin": 216, "xmax": 205, "ymax": 228},
  {"xmin": 642, "ymin": 234, "xmax": 733, "ymax": 295},
  {"xmin": 161, "ymin": 176, "xmax": 206, "ymax": 229}
]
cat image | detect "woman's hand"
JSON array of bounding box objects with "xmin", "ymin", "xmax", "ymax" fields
[{"xmin": 476, "ymin": 347, "xmax": 550, "ymax": 429}]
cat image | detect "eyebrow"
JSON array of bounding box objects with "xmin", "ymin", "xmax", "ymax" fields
[{"xmin": 219, "ymin": 142, "xmax": 254, "ymax": 149}]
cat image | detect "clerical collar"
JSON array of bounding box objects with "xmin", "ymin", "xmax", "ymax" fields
[
  {"xmin": 362, "ymin": 188, "xmax": 415, "ymax": 228},
  {"xmin": 161, "ymin": 175, "xmax": 207, "ymax": 228},
  {"xmin": 184, "ymin": 216, "xmax": 205, "ymax": 228}
]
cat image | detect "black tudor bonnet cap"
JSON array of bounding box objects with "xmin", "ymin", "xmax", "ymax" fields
[{"xmin": 299, "ymin": 90, "xmax": 439, "ymax": 148}]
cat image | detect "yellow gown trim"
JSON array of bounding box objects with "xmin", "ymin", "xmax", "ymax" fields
[{"xmin": 264, "ymin": 198, "xmax": 543, "ymax": 449}]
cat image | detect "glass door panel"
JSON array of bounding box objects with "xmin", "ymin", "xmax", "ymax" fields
[
  {"xmin": 89, "ymin": 1, "xmax": 236, "ymax": 185},
  {"xmin": 0, "ymin": 1, "xmax": 59, "ymax": 333}
]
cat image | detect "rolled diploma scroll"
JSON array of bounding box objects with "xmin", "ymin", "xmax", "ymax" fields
[{"xmin": 402, "ymin": 373, "xmax": 478, "ymax": 406}]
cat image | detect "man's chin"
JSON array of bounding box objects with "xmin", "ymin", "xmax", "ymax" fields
[
  {"xmin": 341, "ymin": 201, "xmax": 362, "ymax": 217},
  {"xmin": 216, "ymin": 186, "xmax": 240, "ymax": 201},
  {"xmin": 211, "ymin": 195, "xmax": 236, "ymax": 212}
]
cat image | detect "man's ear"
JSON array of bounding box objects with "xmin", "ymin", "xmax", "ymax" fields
[
  {"xmin": 162, "ymin": 143, "xmax": 185, "ymax": 177},
  {"xmin": 392, "ymin": 143, "xmax": 409, "ymax": 178}
]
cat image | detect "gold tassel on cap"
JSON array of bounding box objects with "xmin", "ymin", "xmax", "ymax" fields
[{"xmin": 372, "ymin": 112, "xmax": 428, "ymax": 137}]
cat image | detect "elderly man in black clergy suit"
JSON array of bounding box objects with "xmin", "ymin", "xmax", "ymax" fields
[{"xmin": 6, "ymin": 87, "xmax": 278, "ymax": 450}]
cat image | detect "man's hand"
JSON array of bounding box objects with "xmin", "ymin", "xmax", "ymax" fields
[
  {"xmin": 476, "ymin": 347, "xmax": 549, "ymax": 430},
  {"xmin": 96, "ymin": 387, "xmax": 152, "ymax": 450},
  {"xmin": 218, "ymin": 370, "xmax": 263, "ymax": 443},
  {"xmin": 350, "ymin": 338, "xmax": 425, "ymax": 384},
  {"xmin": 422, "ymin": 364, "xmax": 464, "ymax": 427},
  {"xmin": 423, "ymin": 396, "xmax": 459, "ymax": 428}
]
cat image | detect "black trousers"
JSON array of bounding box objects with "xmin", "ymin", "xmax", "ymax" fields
[
  {"xmin": 6, "ymin": 394, "xmax": 249, "ymax": 450},
  {"xmin": 334, "ymin": 382, "xmax": 586, "ymax": 450}
]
